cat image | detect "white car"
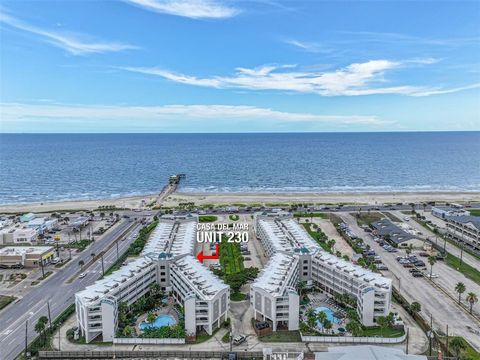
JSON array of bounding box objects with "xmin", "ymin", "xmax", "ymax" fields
[
  {"xmin": 425, "ymin": 273, "xmax": 439, "ymax": 279},
  {"xmin": 404, "ymin": 217, "xmax": 410, "ymax": 221},
  {"xmin": 78, "ymin": 272, "xmax": 87, "ymax": 279}
]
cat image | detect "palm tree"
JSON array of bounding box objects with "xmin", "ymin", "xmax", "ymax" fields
[
  {"xmin": 305, "ymin": 308, "xmax": 316, "ymax": 329},
  {"xmin": 297, "ymin": 281, "xmax": 306, "ymax": 301},
  {"xmin": 35, "ymin": 316, "xmax": 48, "ymax": 344},
  {"xmin": 78, "ymin": 259, "xmax": 84, "ymax": 268},
  {"xmin": 450, "ymin": 337, "xmax": 466, "ymax": 359},
  {"xmin": 455, "ymin": 282, "xmax": 466, "ymax": 304},
  {"xmin": 409, "ymin": 301, "xmax": 421, "ymax": 316},
  {"xmin": 466, "ymin": 292, "xmax": 478, "ymax": 314},
  {"xmin": 147, "ymin": 312, "xmax": 156, "ymax": 323},
  {"xmin": 323, "ymin": 319, "xmax": 333, "ymax": 334},
  {"xmin": 316, "ymin": 311, "xmax": 327, "ymax": 333},
  {"xmin": 122, "ymin": 325, "xmax": 132, "ymax": 337},
  {"xmin": 376, "ymin": 316, "xmax": 388, "ymax": 337},
  {"xmin": 428, "ymin": 255, "xmax": 437, "ymax": 279},
  {"xmin": 346, "ymin": 320, "xmax": 362, "ymax": 336}
]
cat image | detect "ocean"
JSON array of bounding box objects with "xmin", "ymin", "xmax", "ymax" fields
[{"xmin": 0, "ymin": 132, "xmax": 479, "ymax": 204}]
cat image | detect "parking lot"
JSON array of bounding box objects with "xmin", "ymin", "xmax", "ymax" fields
[{"xmin": 340, "ymin": 212, "xmax": 480, "ymax": 352}]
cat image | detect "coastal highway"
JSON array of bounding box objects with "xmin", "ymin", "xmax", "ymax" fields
[{"xmin": 0, "ymin": 218, "xmax": 144, "ymax": 360}]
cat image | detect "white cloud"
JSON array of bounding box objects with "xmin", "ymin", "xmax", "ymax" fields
[
  {"xmin": 124, "ymin": 0, "xmax": 239, "ymax": 19},
  {"xmin": 121, "ymin": 60, "xmax": 480, "ymax": 97},
  {"xmin": 0, "ymin": 12, "xmax": 137, "ymax": 55},
  {"xmin": 0, "ymin": 102, "xmax": 385, "ymax": 126},
  {"xmin": 284, "ymin": 39, "xmax": 332, "ymax": 54}
]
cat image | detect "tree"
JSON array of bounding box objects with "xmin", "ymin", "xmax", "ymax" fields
[
  {"xmin": 409, "ymin": 301, "xmax": 421, "ymax": 316},
  {"xmin": 35, "ymin": 316, "xmax": 48, "ymax": 344},
  {"xmin": 455, "ymin": 282, "xmax": 466, "ymax": 304},
  {"xmin": 316, "ymin": 311, "xmax": 327, "ymax": 332},
  {"xmin": 428, "ymin": 255, "xmax": 437, "ymax": 278},
  {"xmin": 122, "ymin": 325, "xmax": 132, "ymax": 337},
  {"xmin": 376, "ymin": 316, "xmax": 388, "ymax": 337},
  {"xmin": 450, "ymin": 337, "xmax": 466, "ymax": 359},
  {"xmin": 78, "ymin": 259, "xmax": 84, "ymax": 268},
  {"xmin": 297, "ymin": 281, "xmax": 306, "ymax": 300},
  {"xmin": 147, "ymin": 312, "xmax": 156, "ymax": 323},
  {"xmin": 305, "ymin": 308, "xmax": 316, "ymax": 329},
  {"xmin": 466, "ymin": 292, "xmax": 478, "ymax": 314},
  {"xmin": 323, "ymin": 319, "xmax": 333, "ymax": 333},
  {"xmin": 346, "ymin": 320, "xmax": 362, "ymax": 336}
]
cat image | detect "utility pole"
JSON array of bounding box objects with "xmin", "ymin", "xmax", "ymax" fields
[
  {"xmin": 429, "ymin": 314, "xmax": 433, "ymax": 356},
  {"xmin": 25, "ymin": 319, "xmax": 28, "ymax": 358},
  {"xmin": 101, "ymin": 254, "xmax": 105, "ymax": 276},
  {"xmin": 116, "ymin": 241, "xmax": 119, "ymax": 262},
  {"xmin": 47, "ymin": 301, "xmax": 52, "ymax": 329},
  {"xmin": 405, "ymin": 327, "xmax": 409, "ymax": 354},
  {"xmin": 40, "ymin": 259, "xmax": 45, "ymax": 278},
  {"xmin": 446, "ymin": 324, "xmax": 449, "ymax": 356}
]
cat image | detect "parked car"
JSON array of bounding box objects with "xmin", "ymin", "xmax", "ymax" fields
[
  {"xmin": 233, "ymin": 335, "xmax": 246, "ymax": 346},
  {"xmin": 377, "ymin": 264, "xmax": 388, "ymax": 271},
  {"xmin": 412, "ymin": 272, "xmax": 424, "ymax": 277},
  {"xmin": 425, "ymin": 273, "xmax": 439, "ymax": 279}
]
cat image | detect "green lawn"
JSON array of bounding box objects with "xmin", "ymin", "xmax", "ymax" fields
[
  {"xmin": 302, "ymin": 223, "xmax": 332, "ymax": 252},
  {"xmin": 352, "ymin": 212, "xmax": 384, "ymax": 226},
  {"xmin": 294, "ymin": 212, "xmax": 327, "ymax": 219},
  {"xmin": 230, "ymin": 292, "xmax": 247, "ymax": 301},
  {"xmin": 199, "ymin": 215, "xmax": 218, "ymax": 222},
  {"xmin": 0, "ymin": 295, "xmax": 16, "ymax": 311},
  {"xmin": 259, "ymin": 330, "xmax": 302, "ymax": 342},
  {"xmin": 219, "ymin": 242, "xmax": 244, "ymax": 275},
  {"xmin": 359, "ymin": 326, "xmax": 405, "ymax": 338},
  {"xmin": 441, "ymin": 336, "xmax": 480, "ymax": 359},
  {"xmin": 445, "ymin": 253, "xmax": 480, "ymax": 285},
  {"xmin": 469, "ymin": 209, "xmax": 480, "ymax": 217}
]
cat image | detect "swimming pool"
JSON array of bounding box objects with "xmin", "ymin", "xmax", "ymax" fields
[
  {"xmin": 140, "ymin": 314, "xmax": 177, "ymax": 331},
  {"xmin": 315, "ymin": 306, "xmax": 341, "ymax": 325}
]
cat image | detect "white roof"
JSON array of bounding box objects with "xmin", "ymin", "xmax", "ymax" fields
[
  {"xmin": 258, "ymin": 218, "xmax": 319, "ymax": 253},
  {"xmin": 252, "ymin": 253, "xmax": 298, "ymax": 297},
  {"xmin": 76, "ymin": 256, "xmax": 154, "ymax": 304},
  {"xmin": 142, "ymin": 219, "xmax": 196, "ymax": 257},
  {"xmin": 314, "ymin": 251, "xmax": 392, "ymax": 290},
  {"xmin": 172, "ymin": 255, "xmax": 228, "ymax": 300},
  {"xmin": 0, "ymin": 246, "xmax": 54, "ymax": 256}
]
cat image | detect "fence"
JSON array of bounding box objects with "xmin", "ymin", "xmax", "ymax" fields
[
  {"xmin": 301, "ymin": 332, "xmax": 406, "ymax": 344},
  {"xmin": 39, "ymin": 350, "xmax": 264, "ymax": 359},
  {"xmin": 113, "ymin": 337, "xmax": 185, "ymax": 344}
]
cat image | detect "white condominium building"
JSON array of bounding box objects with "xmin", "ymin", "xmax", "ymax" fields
[
  {"xmin": 251, "ymin": 212, "xmax": 392, "ymax": 330},
  {"xmin": 444, "ymin": 215, "xmax": 480, "ymax": 251},
  {"xmin": 311, "ymin": 252, "xmax": 392, "ymax": 326},
  {"xmin": 251, "ymin": 252, "xmax": 300, "ymax": 331},
  {"xmin": 75, "ymin": 257, "xmax": 156, "ymax": 342},
  {"xmin": 75, "ymin": 214, "xmax": 229, "ymax": 343}
]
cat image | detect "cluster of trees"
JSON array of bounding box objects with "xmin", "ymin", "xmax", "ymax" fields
[
  {"xmin": 224, "ymin": 267, "xmax": 259, "ymax": 293},
  {"xmin": 333, "ymin": 292, "xmax": 357, "ymax": 309},
  {"xmin": 117, "ymin": 284, "xmax": 165, "ymax": 337},
  {"xmin": 127, "ymin": 221, "xmax": 159, "ymax": 256},
  {"xmin": 140, "ymin": 321, "xmax": 186, "ymax": 339},
  {"xmin": 304, "ymin": 308, "xmax": 333, "ymax": 334},
  {"xmin": 455, "ymin": 282, "xmax": 478, "ymax": 314},
  {"xmin": 302, "ymin": 222, "xmax": 336, "ymax": 253}
]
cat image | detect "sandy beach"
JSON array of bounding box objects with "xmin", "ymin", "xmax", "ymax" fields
[{"xmin": 0, "ymin": 191, "xmax": 479, "ymax": 213}]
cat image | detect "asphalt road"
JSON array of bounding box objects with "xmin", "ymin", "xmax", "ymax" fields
[
  {"xmin": 0, "ymin": 218, "xmax": 143, "ymax": 360},
  {"xmin": 339, "ymin": 213, "xmax": 480, "ymax": 352}
]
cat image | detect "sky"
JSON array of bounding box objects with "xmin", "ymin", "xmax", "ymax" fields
[{"xmin": 0, "ymin": 0, "xmax": 479, "ymax": 133}]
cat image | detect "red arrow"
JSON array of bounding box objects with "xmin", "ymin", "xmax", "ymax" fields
[{"xmin": 197, "ymin": 243, "xmax": 220, "ymax": 263}]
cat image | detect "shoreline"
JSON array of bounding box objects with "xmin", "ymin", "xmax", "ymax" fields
[{"xmin": 0, "ymin": 190, "xmax": 479, "ymax": 213}]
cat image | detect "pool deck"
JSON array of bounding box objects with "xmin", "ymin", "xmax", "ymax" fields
[{"xmin": 135, "ymin": 304, "xmax": 179, "ymax": 335}]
